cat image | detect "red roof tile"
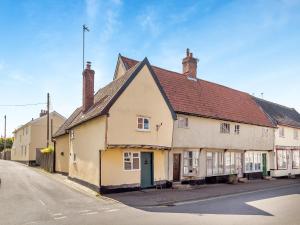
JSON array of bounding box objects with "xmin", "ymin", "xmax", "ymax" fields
[{"xmin": 121, "ymin": 56, "xmax": 274, "ymax": 127}]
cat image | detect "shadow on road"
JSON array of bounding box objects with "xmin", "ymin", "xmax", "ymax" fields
[{"xmin": 106, "ymin": 181, "xmax": 300, "ymax": 216}]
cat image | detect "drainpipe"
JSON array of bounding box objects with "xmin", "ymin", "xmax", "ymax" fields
[{"xmin": 169, "ymin": 118, "xmax": 176, "ymax": 182}]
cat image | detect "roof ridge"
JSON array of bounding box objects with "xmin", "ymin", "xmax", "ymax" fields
[
  {"xmin": 254, "ymin": 97, "xmax": 295, "ymax": 110},
  {"xmin": 121, "ymin": 55, "xmax": 250, "ymax": 96}
]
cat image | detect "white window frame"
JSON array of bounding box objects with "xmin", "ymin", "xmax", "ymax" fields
[
  {"xmin": 123, "ymin": 152, "xmax": 140, "ymax": 171},
  {"xmin": 277, "ymin": 150, "xmax": 287, "ymax": 170},
  {"xmin": 245, "ymin": 152, "xmax": 263, "ymax": 173},
  {"xmin": 220, "ymin": 123, "xmax": 230, "ymax": 134},
  {"xmin": 178, "ymin": 116, "xmax": 189, "ymax": 128},
  {"xmin": 234, "ymin": 125, "xmax": 240, "ymax": 135},
  {"xmin": 225, "ymin": 152, "xmax": 236, "ymax": 174},
  {"xmin": 206, "ymin": 151, "xmax": 224, "ymax": 176},
  {"xmin": 292, "ymin": 150, "xmax": 300, "ymax": 169},
  {"xmin": 183, "ymin": 151, "xmax": 199, "ymax": 176},
  {"xmin": 137, "ymin": 117, "xmax": 150, "ymax": 131}
]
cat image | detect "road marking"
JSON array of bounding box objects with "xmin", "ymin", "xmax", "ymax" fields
[
  {"xmin": 105, "ymin": 209, "xmax": 120, "ymax": 213},
  {"xmin": 39, "ymin": 200, "xmax": 46, "ymax": 206},
  {"xmin": 79, "ymin": 209, "xmax": 91, "ymax": 213},
  {"xmin": 82, "ymin": 211, "xmax": 98, "ymax": 215},
  {"xmin": 54, "ymin": 216, "xmax": 67, "ymax": 220},
  {"xmin": 52, "ymin": 213, "xmax": 63, "ymax": 216}
]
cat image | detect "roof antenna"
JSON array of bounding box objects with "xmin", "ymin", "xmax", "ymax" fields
[{"xmin": 261, "ymin": 92, "xmax": 264, "ymax": 99}]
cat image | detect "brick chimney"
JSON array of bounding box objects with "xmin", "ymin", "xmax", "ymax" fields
[
  {"xmin": 82, "ymin": 61, "xmax": 95, "ymax": 113},
  {"xmin": 182, "ymin": 48, "xmax": 198, "ymax": 78},
  {"xmin": 40, "ymin": 110, "xmax": 47, "ymax": 117}
]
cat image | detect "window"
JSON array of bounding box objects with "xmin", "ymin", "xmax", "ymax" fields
[
  {"xmin": 220, "ymin": 123, "xmax": 230, "ymax": 134},
  {"xmin": 245, "ymin": 152, "xmax": 262, "ymax": 172},
  {"xmin": 70, "ymin": 130, "xmax": 75, "ymax": 139},
  {"xmin": 183, "ymin": 151, "xmax": 199, "ymax": 175},
  {"xmin": 178, "ymin": 117, "xmax": 189, "ymax": 128},
  {"xmin": 262, "ymin": 128, "xmax": 269, "ymax": 138},
  {"xmin": 123, "ymin": 152, "xmax": 140, "ymax": 170},
  {"xmin": 279, "ymin": 127, "xmax": 285, "ymax": 137},
  {"xmin": 137, "ymin": 117, "xmax": 150, "ymax": 131},
  {"xmin": 294, "ymin": 129, "xmax": 299, "ymax": 140},
  {"xmin": 73, "ymin": 153, "xmax": 77, "ymax": 162},
  {"xmin": 292, "ymin": 150, "xmax": 300, "ymax": 169},
  {"xmin": 277, "ymin": 150, "xmax": 287, "ymax": 169},
  {"xmin": 206, "ymin": 152, "xmax": 224, "ymax": 176},
  {"xmin": 234, "ymin": 125, "xmax": 240, "ymax": 135},
  {"xmin": 225, "ymin": 152, "xmax": 235, "ymax": 174}
]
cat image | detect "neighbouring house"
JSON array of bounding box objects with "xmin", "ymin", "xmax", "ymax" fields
[
  {"xmin": 56, "ymin": 49, "xmax": 277, "ymax": 193},
  {"xmin": 53, "ymin": 108, "xmax": 81, "ymax": 175},
  {"xmin": 11, "ymin": 110, "xmax": 66, "ymax": 165},
  {"xmin": 254, "ymin": 98, "xmax": 300, "ymax": 177}
]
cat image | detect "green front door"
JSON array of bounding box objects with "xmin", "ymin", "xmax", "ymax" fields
[
  {"xmin": 141, "ymin": 152, "xmax": 153, "ymax": 188},
  {"xmin": 262, "ymin": 153, "xmax": 267, "ymax": 176}
]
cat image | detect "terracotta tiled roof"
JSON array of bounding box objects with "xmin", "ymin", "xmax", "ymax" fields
[
  {"xmin": 121, "ymin": 56, "xmax": 274, "ymax": 127},
  {"xmin": 254, "ymin": 97, "xmax": 300, "ymax": 128}
]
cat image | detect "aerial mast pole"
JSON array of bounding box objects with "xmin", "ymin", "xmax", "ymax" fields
[{"xmin": 83, "ymin": 24, "xmax": 90, "ymax": 71}]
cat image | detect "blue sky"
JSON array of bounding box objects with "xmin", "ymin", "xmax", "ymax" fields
[{"xmin": 1, "ymin": 0, "xmax": 300, "ymax": 136}]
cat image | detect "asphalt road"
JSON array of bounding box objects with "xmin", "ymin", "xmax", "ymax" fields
[{"xmin": 1, "ymin": 160, "xmax": 300, "ymax": 225}]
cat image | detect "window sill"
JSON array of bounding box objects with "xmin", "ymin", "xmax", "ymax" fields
[{"xmin": 136, "ymin": 129, "xmax": 150, "ymax": 132}]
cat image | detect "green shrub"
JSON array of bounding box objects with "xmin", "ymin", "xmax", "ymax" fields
[{"xmin": 40, "ymin": 146, "xmax": 54, "ymax": 154}]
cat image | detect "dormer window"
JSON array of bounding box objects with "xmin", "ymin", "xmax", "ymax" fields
[{"xmin": 137, "ymin": 117, "xmax": 150, "ymax": 131}]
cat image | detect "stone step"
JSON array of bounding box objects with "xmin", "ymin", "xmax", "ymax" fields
[{"xmin": 238, "ymin": 177, "xmax": 248, "ymax": 183}]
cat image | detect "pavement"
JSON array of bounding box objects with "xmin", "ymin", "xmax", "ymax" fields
[
  {"xmin": 106, "ymin": 177, "xmax": 300, "ymax": 207},
  {"xmin": 1, "ymin": 159, "xmax": 300, "ymax": 225}
]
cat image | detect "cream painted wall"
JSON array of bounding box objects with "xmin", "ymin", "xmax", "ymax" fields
[
  {"xmin": 173, "ymin": 115, "xmax": 274, "ymax": 151},
  {"xmin": 11, "ymin": 112, "xmax": 65, "ymax": 162},
  {"xmin": 108, "ymin": 65, "xmax": 174, "ymax": 147},
  {"xmin": 275, "ymin": 125, "xmax": 300, "ymax": 147},
  {"xmin": 69, "ymin": 116, "xmax": 106, "ymax": 186},
  {"xmin": 101, "ymin": 148, "xmax": 167, "ymax": 186},
  {"xmin": 11, "ymin": 125, "xmax": 31, "ymax": 161},
  {"xmin": 55, "ymin": 134, "xmax": 69, "ymax": 174},
  {"xmin": 29, "ymin": 113, "xmax": 65, "ymax": 161}
]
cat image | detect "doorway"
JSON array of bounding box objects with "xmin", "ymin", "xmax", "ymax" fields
[
  {"xmin": 173, "ymin": 153, "xmax": 181, "ymax": 182},
  {"xmin": 141, "ymin": 152, "xmax": 153, "ymax": 188},
  {"xmin": 262, "ymin": 153, "xmax": 267, "ymax": 176}
]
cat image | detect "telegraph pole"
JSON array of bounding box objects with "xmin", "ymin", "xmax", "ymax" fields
[
  {"xmin": 46, "ymin": 93, "xmax": 50, "ymax": 147},
  {"xmin": 3, "ymin": 115, "xmax": 6, "ymax": 150},
  {"xmin": 83, "ymin": 24, "xmax": 90, "ymax": 71}
]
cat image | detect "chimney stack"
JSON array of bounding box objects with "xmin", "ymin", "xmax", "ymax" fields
[
  {"xmin": 82, "ymin": 61, "xmax": 95, "ymax": 112},
  {"xmin": 182, "ymin": 48, "xmax": 198, "ymax": 78},
  {"xmin": 40, "ymin": 110, "xmax": 47, "ymax": 117}
]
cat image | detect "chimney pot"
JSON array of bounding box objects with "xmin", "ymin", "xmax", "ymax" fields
[{"xmin": 86, "ymin": 61, "xmax": 91, "ymax": 70}]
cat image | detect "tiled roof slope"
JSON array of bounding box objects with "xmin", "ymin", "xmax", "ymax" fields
[
  {"xmin": 66, "ymin": 62, "xmax": 141, "ymax": 129},
  {"xmin": 254, "ymin": 97, "xmax": 300, "ymax": 128},
  {"xmin": 53, "ymin": 107, "xmax": 82, "ymax": 138},
  {"xmin": 121, "ymin": 56, "xmax": 274, "ymax": 127}
]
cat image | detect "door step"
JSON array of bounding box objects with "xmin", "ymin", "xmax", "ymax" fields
[
  {"xmin": 172, "ymin": 182, "xmax": 192, "ymax": 190},
  {"xmin": 238, "ymin": 177, "xmax": 248, "ymax": 183},
  {"xmin": 263, "ymin": 176, "xmax": 275, "ymax": 180}
]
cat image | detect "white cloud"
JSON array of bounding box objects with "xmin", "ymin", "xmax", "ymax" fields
[
  {"xmin": 85, "ymin": 0, "xmax": 99, "ymax": 20},
  {"xmin": 138, "ymin": 7, "xmax": 160, "ymax": 37}
]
